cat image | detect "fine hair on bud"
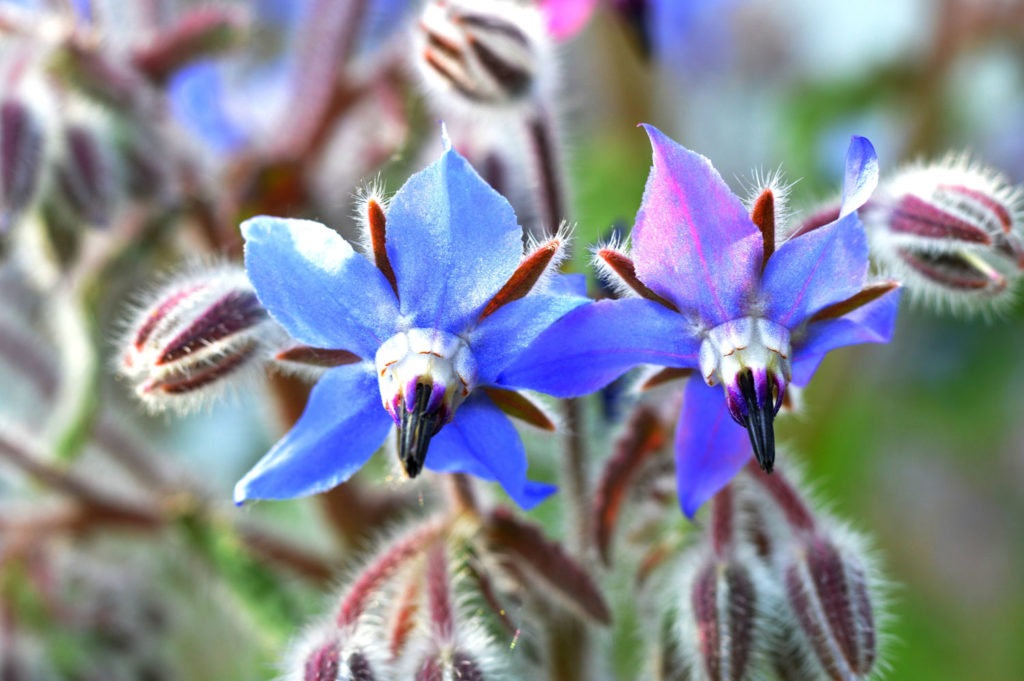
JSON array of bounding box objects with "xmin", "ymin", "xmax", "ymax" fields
[
  {"xmin": 862, "ymin": 152, "xmax": 1024, "ymax": 315},
  {"xmin": 734, "ymin": 457, "xmax": 891, "ymax": 681},
  {"xmin": 117, "ymin": 261, "xmax": 284, "ymax": 414},
  {"xmin": 414, "ymin": 0, "xmax": 555, "ymax": 117},
  {"xmin": 663, "ymin": 488, "xmax": 778, "ymax": 681}
]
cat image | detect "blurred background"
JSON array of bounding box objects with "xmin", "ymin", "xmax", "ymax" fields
[{"xmin": 0, "ymin": 0, "xmax": 1022, "ymax": 679}]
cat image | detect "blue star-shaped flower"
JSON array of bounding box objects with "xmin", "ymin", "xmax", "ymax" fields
[
  {"xmin": 234, "ymin": 135, "xmax": 588, "ymax": 509},
  {"xmin": 499, "ymin": 125, "xmax": 900, "ymax": 516}
]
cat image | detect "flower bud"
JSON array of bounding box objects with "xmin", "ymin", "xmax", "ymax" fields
[
  {"xmin": 415, "ymin": 0, "xmax": 551, "ymax": 111},
  {"xmin": 689, "ymin": 558, "xmax": 759, "ymax": 681},
  {"xmin": 863, "ymin": 154, "xmax": 1024, "ymax": 312},
  {"xmin": 302, "ymin": 639, "xmax": 378, "ymax": 681},
  {"xmin": 783, "ymin": 531, "xmax": 879, "ymax": 681},
  {"xmin": 0, "ymin": 98, "xmax": 45, "ymax": 234},
  {"xmin": 53, "ymin": 123, "xmax": 117, "ymax": 228},
  {"xmin": 120, "ymin": 264, "xmax": 278, "ymax": 412}
]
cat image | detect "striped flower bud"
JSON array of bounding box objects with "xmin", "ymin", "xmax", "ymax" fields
[
  {"xmin": 415, "ymin": 0, "xmax": 552, "ymax": 112},
  {"xmin": 53, "ymin": 122, "xmax": 117, "ymax": 228},
  {"xmin": 863, "ymin": 154, "xmax": 1024, "ymax": 312},
  {"xmin": 688, "ymin": 559, "xmax": 760, "ymax": 681},
  {"xmin": 0, "ymin": 97, "xmax": 44, "ymax": 233},
  {"xmin": 783, "ymin": 531, "xmax": 879, "ymax": 681},
  {"xmin": 119, "ymin": 264, "xmax": 279, "ymax": 412},
  {"xmin": 300, "ymin": 639, "xmax": 378, "ymax": 681}
]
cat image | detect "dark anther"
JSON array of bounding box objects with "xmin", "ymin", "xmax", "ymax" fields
[
  {"xmin": 737, "ymin": 369, "xmax": 775, "ymax": 474},
  {"xmin": 398, "ymin": 383, "xmax": 443, "ymax": 478}
]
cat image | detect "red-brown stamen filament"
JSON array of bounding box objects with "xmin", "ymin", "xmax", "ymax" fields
[
  {"xmin": 751, "ymin": 189, "xmax": 775, "ymax": 269},
  {"xmin": 478, "ymin": 240, "xmax": 559, "ymax": 321},
  {"xmin": 275, "ymin": 346, "xmax": 362, "ymax": 367},
  {"xmin": 808, "ymin": 280, "xmax": 900, "ymax": 323},
  {"xmin": 482, "ymin": 387, "xmax": 555, "ymax": 431},
  {"xmin": 596, "ymin": 249, "xmax": 679, "ymax": 312},
  {"xmin": 367, "ymin": 199, "xmax": 399, "ymax": 296},
  {"xmin": 639, "ymin": 367, "xmax": 694, "ymax": 391}
]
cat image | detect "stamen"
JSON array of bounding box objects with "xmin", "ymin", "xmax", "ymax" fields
[
  {"xmin": 479, "ymin": 240, "xmax": 560, "ymax": 321},
  {"xmin": 808, "ymin": 281, "xmax": 899, "ymax": 323},
  {"xmin": 398, "ymin": 383, "xmax": 444, "ymax": 478},
  {"xmin": 751, "ymin": 189, "xmax": 775, "ymax": 268},
  {"xmin": 595, "ymin": 249, "xmax": 680, "ymax": 312},
  {"xmin": 367, "ymin": 199, "xmax": 398, "ymax": 296},
  {"xmin": 482, "ymin": 387, "xmax": 555, "ymax": 430},
  {"xmin": 737, "ymin": 369, "xmax": 775, "ymax": 474}
]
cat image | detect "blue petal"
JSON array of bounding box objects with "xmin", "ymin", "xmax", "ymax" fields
[
  {"xmin": 789, "ymin": 286, "xmax": 901, "ymax": 386},
  {"xmin": 426, "ymin": 393, "xmax": 555, "ymax": 510},
  {"xmin": 632, "ymin": 125, "xmax": 762, "ymax": 325},
  {"xmin": 840, "ymin": 136, "xmax": 879, "ymax": 217},
  {"xmin": 470, "ymin": 293, "xmax": 590, "ymax": 385},
  {"xmin": 385, "ymin": 144, "xmax": 523, "ymax": 333},
  {"xmin": 242, "ymin": 216, "xmax": 399, "ymax": 358},
  {"xmin": 545, "ymin": 272, "xmax": 588, "ymax": 297},
  {"xmin": 762, "ymin": 211, "xmax": 869, "ymax": 328},
  {"xmin": 674, "ymin": 378, "xmax": 752, "ymax": 518},
  {"xmin": 496, "ymin": 298, "xmax": 700, "ymax": 396},
  {"xmin": 168, "ymin": 62, "xmax": 249, "ymax": 154},
  {"xmin": 234, "ymin": 364, "xmax": 392, "ymax": 502}
]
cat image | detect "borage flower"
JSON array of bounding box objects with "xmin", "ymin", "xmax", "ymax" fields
[
  {"xmin": 234, "ymin": 132, "xmax": 588, "ymax": 509},
  {"xmin": 500, "ymin": 126, "xmax": 900, "ymax": 516}
]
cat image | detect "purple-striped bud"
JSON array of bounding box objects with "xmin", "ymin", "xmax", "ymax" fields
[
  {"xmin": 53, "ymin": 123, "xmax": 117, "ymax": 228},
  {"xmin": 0, "ymin": 98, "xmax": 44, "ymax": 233},
  {"xmin": 120, "ymin": 264, "xmax": 279, "ymax": 412},
  {"xmin": 415, "ymin": 0, "xmax": 551, "ymax": 111},
  {"xmin": 302, "ymin": 640, "xmax": 378, "ymax": 681},
  {"xmin": 414, "ymin": 649, "xmax": 485, "ymax": 681},
  {"xmin": 688, "ymin": 558, "xmax": 760, "ymax": 681},
  {"xmin": 784, "ymin": 531, "xmax": 879, "ymax": 681},
  {"xmin": 863, "ymin": 154, "xmax": 1024, "ymax": 312}
]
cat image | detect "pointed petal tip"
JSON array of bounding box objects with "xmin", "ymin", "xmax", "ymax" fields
[
  {"xmin": 518, "ymin": 480, "xmax": 558, "ymax": 510},
  {"xmin": 440, "ymin": 121, "xmax": 452, "ymax": 151}
]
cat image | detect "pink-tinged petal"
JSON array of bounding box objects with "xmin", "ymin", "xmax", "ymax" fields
[
  {"xmin": 761, "ymin": 211, "xmax": 869, "ymax": 328},
  {"xmin": 242, "ymin": 216, "xmax": 399, "ymax": 358},
  {"xmin": 633, "ymin": 125, "xmax": 762, "ymax": 324},
  {"xmin": 496, "ymin": 298, "xmax": 700, "ymax": 396},
  {"xmin": 675, "ymin": 378, "xmax": 752, "ymax": 518},
  {"xmin": 233, "ymin": 364, "xmax": 392, "ymax": 502},
  {"xmin": 426, "ymin": 392, "xmax": 555, "ymax": 510},
  {"xmin": 541, "ymin": 0, "xmax": 598, "ymax": 40},
  {"xmin": 789, "ymin": 286, "xmax": 901, "ymax": 386},
  {"xmin": 840, "ymin": 136, "xmax": 879, "ymax": 217}
]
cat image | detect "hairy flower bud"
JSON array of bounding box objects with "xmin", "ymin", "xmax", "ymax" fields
[
  {"xmin": 689, "ymin": 558, "xmax": 759, "ymax": 681},
  {"xmin": 53, "ymin": 123, "xmax": 117, "ymax": 227},
  {"xmin": 120, "ymin": 264, "xmax": 278, "ymax": 412},
  {"xmin": 302, "ymin": 640, "xmax": 378, "ymax": 681},
  {"xmin": 0, "ymin": 98, "xmax": 44, "ymax": 233},
  {"xmin": 415, "ymin": 0, "xmax": 551, "ymax": 111},
  {"xmin": 863, "ymin": 154, "xmax": 1024, "ymax": 312},
  {"xmin": 784, "ymin": 531, "xmax": 879, "ymax": 681}
]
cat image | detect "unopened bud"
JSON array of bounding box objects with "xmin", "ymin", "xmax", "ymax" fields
[
  {"xmin": 120, "ymin": 264, "xmax": 278, "ymax": 412},
  {"xmin": 689, "ymin": 558, "xmax": 759, "ymax": 681},
  {"xmin": 299, "ymin": 639, "xmax": 378, "ymax": 679},
  {"xmin": 0, "ymin": 98, "xmax": 44, "ymax": 233},
  {"xmin": 864, "ymin": 154, "xmax": 1024, "ymax": 312},
  {"xmin": 784, "ymin": 531, "xmax": 879, "ymax": 681},
  {"xmin": 416, "ymin": 0, "xmax": 551, "ymax": 111},
  {"xmin": 53, "ymin": 123, "xmax": 117, "ymax": 227}
]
